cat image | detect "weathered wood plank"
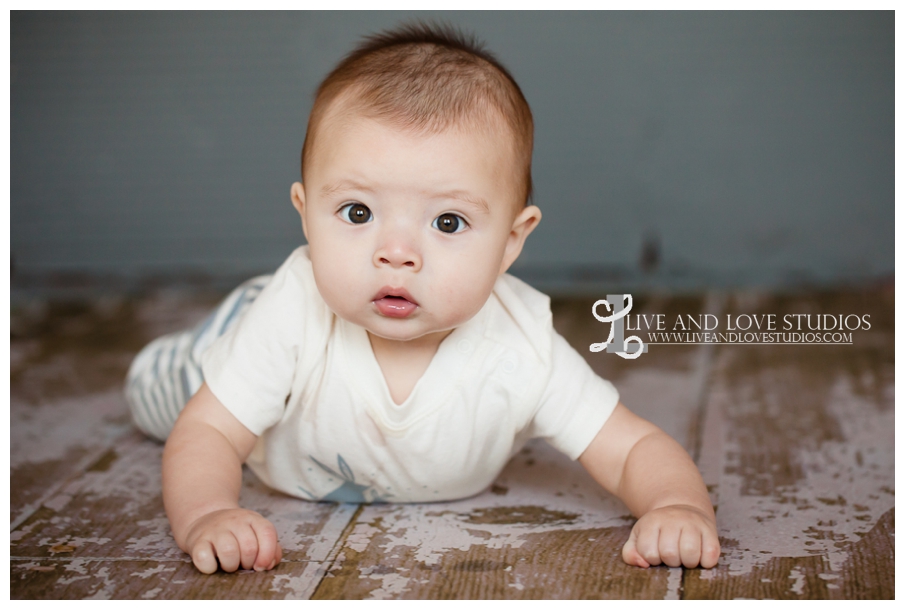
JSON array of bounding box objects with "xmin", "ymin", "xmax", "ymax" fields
[
  {"xmin": 10, "ymin": 292, "xmax": 222, "ymax": 526},
  {"xmin": 12, "ymin": 289, "xmax": 892, "ymax": 599},
  {"xmin": 684, "ymin": 508, "xmax": 894, "ymax": 599},
  {"xmin": 11, "ymin": 434, "xmax": 357, "ymax": 566},
  {"xmin": 312, "ymin": 439, "xmax": 678, "ymax": 599},
  {"xmin": 9, "ymin": 290, "xmax": 356, "ymax": 598},
  {"xmin": 10, "ymin": 292, "xmax": 220, "ymax": 405},
  {"xmin": 10, "ymin": 558, "xmax": 332, "ymax": 600},
  {"xmin": 687, "ymin": 288, "xmax": 894, "ymax": 599},
  {"xmin": 10, "ymin": 390, "xmax": 132, "ymax": 528}
]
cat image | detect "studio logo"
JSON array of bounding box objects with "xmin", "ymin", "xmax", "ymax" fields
[
  {"xmin": 590, "ymin": 294, "xmax": 648, "ymax": 360},
  {"xmin": 590, "ymin": 293, "xmax": 869, "ymax": 359}
]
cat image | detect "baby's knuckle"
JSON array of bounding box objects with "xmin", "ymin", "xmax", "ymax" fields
[
  {"xmin": 192, "ymin": 545, "xmax": 213, "ymax": 563},
  {"xmin": 239, "ymin": 536, "xmax": 259, "ymax": 554},
  {"xmin": 639, "ymin": 546, "xmax": 661, "ymax": 565},
  {"xmin": 258, "ymin": 532, "xmax": 277, "ymax": 551},
  {"xmin": 682, "ymin": 554, "xmax": 702, "ymax": 569},
  {"xmin": 216, "ymin": 538, "xmax": 240, "ymax": 556},
  {"xmin": 659, "ymin": 547, "xmax": 681, "ymax": 567},
  {"xmin": 679, "ymin": 536, "xmax": 701, "ymax": 553},
  {"xmin": 703, "ymin": 542, "xmax": 722, "ymax": 564}
]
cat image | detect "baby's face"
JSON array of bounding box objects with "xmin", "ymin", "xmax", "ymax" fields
[{"xmin": 292, "ymin": 111, "xmax": 540, "ymax": 345}]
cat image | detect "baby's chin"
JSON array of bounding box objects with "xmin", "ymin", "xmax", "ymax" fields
[{"xmin": 364, "ymin": 324, "xmax": 456, "ymax": 346}]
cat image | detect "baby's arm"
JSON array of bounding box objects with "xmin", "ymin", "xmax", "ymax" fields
[
  {"xmin": 162, "ymin": 383, "xmax": 282, "ymax": 573},
  {"xmin": 579, "ymin": 403, "xmax": 720, "ymax": 569}
]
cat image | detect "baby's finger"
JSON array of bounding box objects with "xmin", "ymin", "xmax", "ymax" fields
[
  {"xmin": 656, "ymin": 524, "xmax": 682, "ymax": 567},
  {"xmin": 700, "ymin": 528, "xmax": 721, "ymax": 568},
  {"xmin": 678, "ymin": 527, "xmax": 703, "ymax": 568},
  {"xmin": 632, "ymin": 522, "xmax": 664, "ymax": 567},
  {"xmin": 190, "ymin": 539, "xmax": 219, "ymax": 575},
  {"xmin": 211, "ymin": 531, "xmax": 242, "ymax": 572},
  {"xmin": 250, "ymin": 519, "xmax": 280, "ymax": 571},
  {"xmin": 621, "ymin": 534, "xmax": 650, "ymax": 568},
  {"xmin": 233, "ymin": 523, "xmax": 261, "ymax": 571}
]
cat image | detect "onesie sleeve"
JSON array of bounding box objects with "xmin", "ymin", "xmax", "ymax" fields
[
  {"xmin": 201, "ymin": 248, "xmax": 327, "ymax": 436},
  {"xmin": 530, "ymin": 332, "xmax": 620, "ymax": 460}
]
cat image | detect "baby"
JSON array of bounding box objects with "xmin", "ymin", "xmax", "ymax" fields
[{"xmin": 125, "ymin": 23, "xmax": 720, "ymax": 575}]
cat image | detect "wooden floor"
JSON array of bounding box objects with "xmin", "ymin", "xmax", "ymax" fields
[{"xmin": 10, "ymin": 285, "xmax": 895, "ymax": 599}]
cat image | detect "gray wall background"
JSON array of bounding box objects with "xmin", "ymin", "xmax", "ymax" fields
[{"xmin": 11, "ymin": 11, "xmax": 894, "ymax": 292}]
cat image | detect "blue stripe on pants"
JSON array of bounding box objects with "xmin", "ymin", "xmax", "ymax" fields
[{"xmin": 124, "ymin": 275, "xmax": 273, "ymax": 441}]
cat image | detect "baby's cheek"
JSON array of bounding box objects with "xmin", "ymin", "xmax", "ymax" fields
[
  {"xmin": 437, "ymin": 286, "xmax": 487, "ymax": 327},
  {"xmin": 440, "ymin": 266, "xmax": 496, "ymax": 310}
]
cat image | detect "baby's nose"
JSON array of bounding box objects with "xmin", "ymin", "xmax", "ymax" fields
[{"xmin": 374, "ymin": 239, "xmax": 421, "ymax": 271}]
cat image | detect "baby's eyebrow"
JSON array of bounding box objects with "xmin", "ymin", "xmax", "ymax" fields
[
  {"xmin": 433, "ymin": 190, "xmax": 490, "ymax": 215},
  {"xmin": 322, "ymin": 181, "xmax": 491, "ymax": 215},
  {"xmin": 320, "ymin": 179, "xmax": 374, "ymax": 198}
]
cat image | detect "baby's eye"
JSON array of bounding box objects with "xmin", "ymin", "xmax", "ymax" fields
[
  {"xmin": 432, "ymin": 213, "xmax": 467, "ymax": 234},
  {"xmin": 339, "ymin": 202, "xmax": 373, "ymax": 224}
]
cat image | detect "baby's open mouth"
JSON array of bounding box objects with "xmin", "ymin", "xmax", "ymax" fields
[{"xmin": 373, "ymin": 288, "xmax": 418, "ymax": 318}]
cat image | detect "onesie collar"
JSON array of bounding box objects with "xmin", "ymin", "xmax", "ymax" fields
[{"xmin": 337, "ymin": 300, "xmax": 490, "ymax": 434}]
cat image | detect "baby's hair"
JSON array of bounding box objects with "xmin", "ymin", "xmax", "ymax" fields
[{"xmin": 301, "ymin": 22, "xmax": 534, "ymax": 206}]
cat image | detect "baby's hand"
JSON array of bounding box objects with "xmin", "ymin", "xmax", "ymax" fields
[
  {"xmin": 622, "ymin": 504, "xmax": 720, "ymax": 569},
  {"xmin": 181, "ymin": 508, "xmax": 282, "ymax": 574}
]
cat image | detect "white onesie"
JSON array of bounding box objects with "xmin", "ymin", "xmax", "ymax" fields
[{"xmin": 201, "ymin": 246, "xmax": 619, "ymax": 503}]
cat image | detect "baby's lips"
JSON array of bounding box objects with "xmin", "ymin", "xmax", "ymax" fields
[
  {"xmin": 373, "ymin": 296, "xmax": 418, "ymax": 318},
  {"xmin": 372, "ymin": 285, "xmax": 418, "ymax": 305}
]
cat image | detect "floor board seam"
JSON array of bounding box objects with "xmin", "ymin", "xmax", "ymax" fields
[
  {"xmin": 10, "ymin": 556, "xmax": 323, "ymax": 563},
  {"xmin": 687, "ymin": 291, "xmax": 725, "ymax": 464},
  {"xmin": 309, "ymin": 503, "xmax": 365, "ymax": 600},
  {"xmin": 679, "ymin": 291, "xmax": 724, "ymax": 600}
]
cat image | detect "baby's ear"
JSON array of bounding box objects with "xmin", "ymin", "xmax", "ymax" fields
[
  {"xmin": 499, "ymin": 205, "xmax": 542, "ymax": 274},
  {"xmin": 290, "ymin": 182, "xmax": 309, "ymax": 239}
]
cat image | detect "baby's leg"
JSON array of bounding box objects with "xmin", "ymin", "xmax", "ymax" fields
[{"xmin": 124, "ymin": 275, "xmax": 272, "ymax": 441}]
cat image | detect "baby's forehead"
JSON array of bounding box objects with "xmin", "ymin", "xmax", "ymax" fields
[
  {"xmin": 313, "ymin": 105, "xmax": 518, "ymax": 176},
  {"xmin": 305, "ymin": 95, "xmax": 527, "ymax": 212},
  {"xmin": 323, "ymin": 92, "xmax": 514, "ymax": 143}
]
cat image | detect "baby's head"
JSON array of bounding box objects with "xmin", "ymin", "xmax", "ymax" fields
[
  {"xmin": 290, "ymin": 23, "xmax": 542, "ymax": 345},
  {"xmin": 302, "ymin": 22, "xmax": 535, "ymax": 208}
]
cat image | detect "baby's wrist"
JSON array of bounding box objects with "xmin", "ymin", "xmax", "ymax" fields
[{"xmin": 646, "ymin": 502, "xmax": 716, "ymax": 523}]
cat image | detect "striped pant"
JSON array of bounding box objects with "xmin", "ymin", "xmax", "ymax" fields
[{"xmin": 124, "ymin": 275, "xmax": 272, "ymax": 441}]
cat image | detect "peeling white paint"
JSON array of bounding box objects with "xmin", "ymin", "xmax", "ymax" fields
[
  {"xmin": 141, "ymin": 587, "xmax": 162, "ymax": 599},
  {"xmin": 344, "ymin": 521, "xmax": 387, "ymax": 554},
  {"xmin": 131, "ymin": 563, "xmax": 177, "ymax": 579},
  {"xmin": 664, "ymin": 567, "xmax": 682, "ymax": 600},
  {"xmin": 68, "ymin": 536, "xmax": 112, "ymax": 548},
  {"xmin": 11, "ymin": 519, "xmax": 40, "ymax": 543},
  {"xmin": 82, "ymin": 565, "xmax": 114, "ymax": 600},
  {"xmin": 124, "ymin": 517, "xmax": 182, "ymax": 558},
  {"xmin": 76, "ymin": 441, "xmax": 163, "ymax": 516},
  {"xmin": 249, "ymin": 489, "xmax": 357, "ymax": 562},
  {"xmin": 788, "ymin": 567, "xmax": 806, "ymax": 595},
  {"xmin": 10, "ymin": 389, "xmax": 128, "ymax": 467},
  {"xmin": 710, "ymin": 370, "xmax": 894, "ymax": 579},
  {"xmin": 361, "ymin": 571, "xmax": 416, "ymax": 600},
  {"xmin": 326, "ymin": 438, "xmax": 639, "ymax": 587},
  {"xmin": 268, "ymin": 561, "xmax": 325, "ymax": 599},
  {"xmin": 57, "ymin": 558, "xmax": 93, "ymax": 586}
]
